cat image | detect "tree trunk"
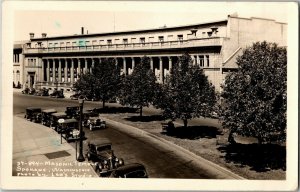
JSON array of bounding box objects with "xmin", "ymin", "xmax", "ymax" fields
[
  {"xmin": 102, "ymin": 100, "xmax": 105, "ymax": 108},
  {"xmin": 183, "ymin": 119, "xmax": 188, "ymax": 128},
  {"xmin": 228, "ymin": 130, "xmax": 236, "ymax": 145},
  {"xmin": 139, "ymin": 106, "xmax": 143, "ymax": 117}
]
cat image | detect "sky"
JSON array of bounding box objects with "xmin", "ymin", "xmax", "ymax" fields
[{"xmin": 13, "ymin": 1, "xmax": 290, "ymax": 41}]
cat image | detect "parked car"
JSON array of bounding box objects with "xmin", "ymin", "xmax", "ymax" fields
[
  {"xmin": 109, "ymin": 163, "xmax": 148, "ymax": 178},
  {"xmin": 41, "ymin": 109, "xmax": 57, "ymax": 126},
  {"xmin": 86, "ymin": 138, "xmax": 124, "ymax": 177},
  {"xmin": 49, "ymin": 112, "xmax": 67, "ymax": 132},
  {"xmin": 35, "ymin": 88, "xmax": 49, "ymax": 96},
  {"xmin": 84, "ymin": 93, "xmax": 100, "ymax": 101},
  {"xmin": 86, "ymin": 116, "xmax": 106, "ymax": 131},
  {"xmin": 65, "ymin": 106, "xmax": 79, "ymax": 119},
  {"xmin": 70, "ymin": 92, "xmax": 82, "ymax": 100},
  {"xmin": 28, "ymin": 88, "xmax": 36, "ymax": 95},
  {"xmin": 22, "ymin": 87, "xmax": 30, "ymax": 94},
  {"xmin": 50, "ymin": 90, "xmax": 64, "ymax": 98},
  {"xmin": 80, "ymin": 110, "xmax": 99, "ymax": 127},
  {"xmin": 60, "ymin": 119, "xmax": 85, "ymax": 143},
  {"xmin": 24, "ymin": 107, "xmax": 42, "ymax": 123}
]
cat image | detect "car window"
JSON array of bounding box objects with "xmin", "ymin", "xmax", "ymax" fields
[
  {"xmin": 96, "ymin": 145, "xmax": 111, "ymax": 152},
  {"xmin": 124, "ymin": 170, "xmax": 147, "ymax": 178}
]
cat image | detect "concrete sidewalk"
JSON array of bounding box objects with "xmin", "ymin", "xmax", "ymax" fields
[{"xmin": 13, "ymin": 116, "xmax": 98, "ymax": 177}]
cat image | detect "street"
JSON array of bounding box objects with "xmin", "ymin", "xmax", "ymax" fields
[{"xmin": 13, "ymin": 92, "xmax": 227, "ymax": 178}]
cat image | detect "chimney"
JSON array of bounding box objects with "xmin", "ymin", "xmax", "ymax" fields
[
  {"xmin": 42, "ymin": 33, "xmax": 47, "ymax": 38},
  {"xmin": 29, "ymin": 33, "xmax": 34, "ymax": 39},
  {"xmin": 81, "ymin": 27, "xmax": 84, "ymax": 35}
]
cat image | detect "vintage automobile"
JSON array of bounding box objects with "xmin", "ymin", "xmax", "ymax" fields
[
  {"xmin": 41, "ymin": 109, "xmax": 57, "ymax": 126},
  {"xmin": 84, "ymin": 93, "xmax": 100, "ymax": 101},
  {"xmin": 86, "ymin": 138, "xmax": 124, "ymax": 177},
  {"xmin": 50, "ymin": 90, "xmax": 64, "ymax": 98},
  {"xmin": 70, "ymin": 92, "xmax": 83, "ymax": 100},
  {"xmin": 109, "ymin": 163, "xmax": 148, "ymax": 178},
  {"xmin": 59, "ymin": 119, "xmax": 85, "ymax": 143},
  {"xmin": 86, "ymin": 116, "xmax": 106, "ymax": 131},
  {"xmin": 65, "ymin": 106, "xmax": 80, "ymax": 119},
  {"xmin": 22, "ymin": 87, "xmax": 30, "ymax": 94},
  {"xmin": 28, "ymin": 88, "xmax": 36, "ymax": 95},
  {"xmin": 49, "ymin": 112, "xmax": 67, "ymax": 132},
  {"xmin": 24, "ymin": 107, "xmax": 42, "ymax": 123},
  {"xmin": 80, "ymin": 110, "xmax": 99, "ymax": 127},
  {"xmin": 35, "ymin": 88, "xmax": 49, "ymax": 96}
]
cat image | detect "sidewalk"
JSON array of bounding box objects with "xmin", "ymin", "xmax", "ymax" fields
[{"xmin": 13, "ymin": 116, "xmax": 98, "ymax": 177}]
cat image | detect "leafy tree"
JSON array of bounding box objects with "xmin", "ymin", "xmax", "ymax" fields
[
  {"xmin": 119, "ymin": 56, "xmax": 158, "ymax": 116},
  {"xmin": 158, "ymin": 53, "xmax": 216, "ymax": 127},
  {"xmin": 221, "ymin": 41, "xmax": 287, "ymax": 144},
  {"xmin": 74, "ymin": 58, "xmax": 122, "ymax": 108}
]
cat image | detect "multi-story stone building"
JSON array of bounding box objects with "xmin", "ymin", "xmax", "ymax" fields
[{"xmin": 14, "ymin": 15, "xmax": 287, "ymax": 92}]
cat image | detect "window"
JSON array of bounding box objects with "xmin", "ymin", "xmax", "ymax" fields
[
  {"xmin": 72, "ymin": 42, "xmax": 76, "ymax": 47},
  {"xmin": 199, "ymin": 55, "xmax": 204, "ymax": 67},
  {"xmin": 158, "ymin": 36, "xmax": 164, "ymax": 42},
  {"xmin": 66, "ymin": 42, "xmax": 71, "ymax": 47},
  {"xmin": 79, "ymin": 40, "xmax": 85, "ymax": 47},
  {"xmin": 177, "ymin": 34, "xmax": 183, "ymax": 42},
  {"xmin": 131, "ymin": 38, "xmax": 136, "ymax": 43},
  {"xmin": 114, "ymin": 39, "xmax": 120, "ymax": 44},
  {"xmin": 140, "ymin": 37, "xmax": 145, "ymax": 45},
  {"xmin": 123, "ymin": 38, "xmax": 128, "ymax": 45},
  {"xmin": 107, "ymin": 39, "xmax": 112, "ymax": 46},
  {"xmin": 60, "ymin": 42, "xmax": 65, "ymax": 47},
  {"xmin": 148, "ymin": 37, "xmax": 154, "ymax": 42}
]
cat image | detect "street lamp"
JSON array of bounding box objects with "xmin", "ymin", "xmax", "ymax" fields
[{"xmin": 77, "ymin": 98, "xmax": 85, "ymax": 162}]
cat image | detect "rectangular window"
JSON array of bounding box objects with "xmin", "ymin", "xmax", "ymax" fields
[
  {"xmin": 158, "ymin": 36, "xmax": 164, "ymax": 42},
  {"xmin": 72, "ymin": 42, "xmax": 76, "ymax": 47},
  {"xmin": 140, "ymin": 37, "xmax": 145, "ymax": 45},
  {"xmin": 123, "ymin": 38, "xmax": 128, "ymax": 45},
  {"xmin": 148, "ymin": 37, "xmax": 154, "ymax": 42},
  {"xmin": 131, "ymin": 38, "xmax": 136, "ymax": 43},
  {"xmin": 199, "ymin": 55, "xmax": 204, "ymax": 67},
  {"xmin": 99, "ymin": 40, "xmax": 104, "ymax": 45},
  {"xmin": 107, "ymin": 39, "xmax": 112, "ymax": 46},
  {"xmin": 178, "ymin": 35, "xmax": 183, "ymax": 42},
  {"xmin": 167, "ymin": 35, "xmax": 173, "ymax": 41},
  {"xmin": 66, "ymin": 42, "xmax": 71, "ymax": 47},
  {"xmin": 60, "ymin": 42, "xmax": 64, "ymax": 47},
  {"xmin": 114, "ymin": 39, "xmax": 120, "ymax": 44},
  {"xmin": 206, "ymin": 55, "xmax": 210, "ymax": 67}
]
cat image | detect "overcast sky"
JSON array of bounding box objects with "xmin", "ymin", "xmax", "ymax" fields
[{"xmin": 14, "ymin": 1, "xmax": 290, "ymax": 41}]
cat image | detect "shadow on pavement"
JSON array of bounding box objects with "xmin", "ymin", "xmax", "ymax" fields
[
  {"xmin": 94, "ymin": 107, "xmax": 138, "ymax": 114},
  {"xmin": 217, "ymin": 143, "xmax": 286, "ymax": 172},
  {"xmin": 125, "ymin": 115, "xmax": 166, "ymax": 122},
  {"xmin": 163, "ymin": 126, "xmax": 222, "ymax": 140}
]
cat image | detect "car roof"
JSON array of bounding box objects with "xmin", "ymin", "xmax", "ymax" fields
[
  {"xmin": 60, "ymin": 119, "xmax": 78, "ymax": 124},
  {"xmin": 51, "ymin": 112, "xmax": 67, "ymax": 117},
  {"xmin": 26, "ymin": 107, "xmax": 41, "ymax": 110},
  {"xmin": 66, "ymin": 106, "xmax": 79, "ymax": 109},
  {"xmin": 113, "ymin": 163, "xmax": 146, "ymax": 174},
  {"xmin": 89, "ymin": 138, "xmax": 111, "ymax": 146},
  {"xmin": 42, "ymin": 109, "xmax": 57, "ymax": 113}
]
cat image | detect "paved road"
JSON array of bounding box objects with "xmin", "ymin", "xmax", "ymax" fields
[{"xmin": 13, "ymin": 92, "xmax": 222, "ymax": 178}]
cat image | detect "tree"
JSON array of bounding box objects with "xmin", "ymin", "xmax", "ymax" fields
[
  {"xmin": 74, "ymin": 58, "xmax": 122, "ymax": 108},
  {"xmin": 158, "ymin": 53, "xmax": 216, "ymax": 127},
  {"xmin": 221, "ymin": 41, "xmax": 287, "ymax": 144},
  {"xmin": 119, "ymin": 56, "xmax": 158, "ymax": 116}
]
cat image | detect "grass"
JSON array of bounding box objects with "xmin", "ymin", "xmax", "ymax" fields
[{"xmin": 101, "ymin": 112, "xmax": 286, "ymax": 180}]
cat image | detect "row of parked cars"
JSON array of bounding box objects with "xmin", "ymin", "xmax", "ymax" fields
[
  {"xmin": 24, "ymin": 106, "xmax": 148, "ymax": 178},
  {"xmin": 22, "ymin": 88, "xmax": 64, "ymax": 98}
]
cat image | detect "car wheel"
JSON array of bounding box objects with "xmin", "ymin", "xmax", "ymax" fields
[{"xmin": 89, "ymin": 124, "xmax": 93, "ymax": 131}]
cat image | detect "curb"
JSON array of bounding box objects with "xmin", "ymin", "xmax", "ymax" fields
[{"xmin": 102, "ymin": 117, "xmax": 245, "ymax": 180}]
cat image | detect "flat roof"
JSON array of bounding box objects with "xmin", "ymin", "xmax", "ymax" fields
[{"xmin": 30, "ymin": 19, "xmax": 228, "ymax": 41}]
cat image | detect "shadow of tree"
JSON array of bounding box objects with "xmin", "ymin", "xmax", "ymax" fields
[
  {"xmin": 125, "ymin": 115, "xmax": 166, "ymax": 122},
  {"xmin": 93, "ymin": 107, "xmax": 138, "ymax": 114},
  {"xmin": 163, "ymin": 126, "xmax": 222, "ymax": 140},
  {"xmin": 217, "ymin": 143, "xmax": 286, "ymax": 172}
]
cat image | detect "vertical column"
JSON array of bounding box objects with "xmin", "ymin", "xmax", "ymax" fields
[
  {"xmin": 41, "ymin": 59, "xmax": 45, "ymax": 82},
  {"xmin": 123, "ymin": 57, "xmax": 126, "ymax": 75},
  {"xmin": 71, "ymin": 58, "xmax": 74, "ymax": 84},
  {"xmin": 46, "ymin": 59, "xmax": 50, "ymax": 82},
  {"xmin": 52, "ymin": 59, "xmax": 56, "ymax": 82},
  {"xmin": 168, "ymin": 56, "xmax": 172, "ymax": 71},
  {"xmin": 64, "ymin": 59, "xmax": 68, "ymax": 82},
  {"xmin": 196, "ymin": 55, "xmax": 200, "ymax": 66},
  {"xmin": 58, "ymin": 59, "xmax": 62, "ymax": 82},
  {"xmin": 90, "ymin": 59, "xmax": 94, "ymax": 74},
  {"xmin": 159, "ymin": 57, "xmax": 163, "ymax": 83},
  {"xmin": 131, "ymin": 57, "xmax": 135, "ymax": 71},
  {"xmin": 84, "ymin": 58, "xmax": 88, "ymax": 74},
  {"xmin": 150, "ymin": 57, "xmax": 153, "ymax": 71},
  {"xmin": 78, "ymin": 58, "xmax": 81, "ymax": 75},
  {"xmin": 204, "ymin": 55, "xmax": 207, "ymax": 67}
]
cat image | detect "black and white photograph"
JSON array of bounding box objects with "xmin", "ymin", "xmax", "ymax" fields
[{"xmin": 1, "ymin": 1, "xmax": 298, "ymax": 191}]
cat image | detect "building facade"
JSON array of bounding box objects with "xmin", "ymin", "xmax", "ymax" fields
[{"xmin": 14, "ymin": 15, "xmax": 287, "ymax": 92}]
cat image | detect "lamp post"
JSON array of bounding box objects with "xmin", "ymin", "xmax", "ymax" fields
[{"xmin": 77, "ymin": 98, "xmax": 85, "ymax": 162}]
